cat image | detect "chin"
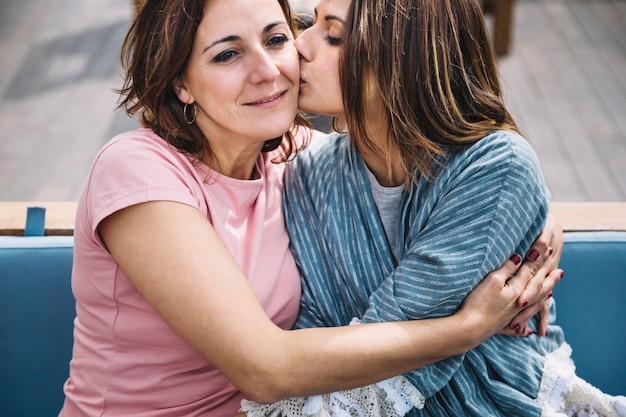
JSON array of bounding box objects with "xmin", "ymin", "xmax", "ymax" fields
[{"xmin": 263, "ymin": 118, "xmax": 297, "ymax": 139}]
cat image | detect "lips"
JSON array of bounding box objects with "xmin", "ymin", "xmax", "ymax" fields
[{"xmin": 247, "ymin": 90, "xmax": 286, "ymax": 105}]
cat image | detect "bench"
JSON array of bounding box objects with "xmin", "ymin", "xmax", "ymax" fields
[{"xmin": 1, "ymin": 201, "xmax": 624, "ymax": 416}]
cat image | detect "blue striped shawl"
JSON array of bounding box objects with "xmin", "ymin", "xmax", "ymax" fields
[{"xmin": 283, "ymin": 131, "xmax": 565, "ymax": 416}]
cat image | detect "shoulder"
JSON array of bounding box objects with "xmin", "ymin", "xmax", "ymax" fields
[
  {"xmin": 430, "ymin": 130, "xmax": 549, "ymax": 206},
  {"xmin": 463, "ymin": 130, "xmax": 539, "ymax": 167},
  {"xmin": 90, "ymin": 128, "xmax": 200, "ymax": 188},
  {"xmin": 442, "ymin": 130, "xmax": 543, "ymax": 182},
  {"xmin": 95, "ymin": 128, "xmax": 187, "ymax": 168},
  {"xmin": 291, "ymin": 131, "xmax": 347, "ymax": 171},
  {"xmin": 84, "ymin": 128, "xmax": 203, "ymax": 224}
]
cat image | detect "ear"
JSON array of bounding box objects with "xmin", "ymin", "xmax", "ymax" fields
[{"xmin": 173, "ymin": 76, "xmax": 193, "ymax": 104}]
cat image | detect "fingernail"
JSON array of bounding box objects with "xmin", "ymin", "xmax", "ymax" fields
[
  {"xmin": 521, "ymin": 300, "xmax": 528, "ymax": 307},
  {"xmin": 509, "ymin": 254, "xmax": 522, "ymax": 265},
  {"xmin": 510, "ymin": 323, "xmax": 520, "ymax": 330},
  {"xmin": 526, "ymin": 330, "xmax": 533, "ymax": 336},
  {"xmin": 547, "ymin": 291, "xmax": 553, "ymax": 298},
  {"xmin": 560, "ymin": 270, "xmax": 565, "ymax": 278},
  {"xmin": 548, "ymin": 247, "xmax": 554, "ymax": 255},
  {"xmin": 528, "ymin": 249, "xmax": 540, "ymax": 261}
]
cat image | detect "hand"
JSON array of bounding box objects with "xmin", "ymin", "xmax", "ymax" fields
[
  {"xmin": 502, "ymin": 253, "xmax": 562, "ymax": 337},
  {"xmin": 457, "ymin": 253, "xmax": 554, "ymax": 342},
  {"xmin": 508, "ymin": 213, "xmax": 565, "ymax": 336}
]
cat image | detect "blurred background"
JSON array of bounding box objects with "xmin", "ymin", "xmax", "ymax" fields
[{"xmin": 0, "ymin": 0, "xmax": 624, "ymax": 202}]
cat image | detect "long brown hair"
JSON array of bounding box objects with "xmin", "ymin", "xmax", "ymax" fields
[
  {"xmin": 117, "ymin": 0, "xmax": 309, "ymax": 165},
  {"xmin": 340, "ymin": 0, "xmax": 519, "ymax": 180}
]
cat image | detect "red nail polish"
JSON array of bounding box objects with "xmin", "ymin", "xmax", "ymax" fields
[
  {"xmin": 509, "ymin": 254, "xmax": 522, "ymax": 265},
  {"xmin": 560, "ymin": 270, "xmax": 565, "ymax": 278},
  {"xmin": 548, "ymin": 247, "xmax": 554, "ymax": 255},
  {"xmin": 510, "ymin": 323, "xmax": 520, "ymax": 330},
  {"xmin": 521, "ymin": 300, "xmax": 528, "ymax": 307},
  {"xmin": 528, "ymin": 249, "xmax": 539, "ymax": 261},
  {"xmin": 548, "ymin": 291, "xmax": 553, "ymax": 298}
]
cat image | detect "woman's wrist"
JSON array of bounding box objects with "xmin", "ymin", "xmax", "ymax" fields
[{"xmin": 445, "ymin": 310, "xmax": 494, "ymax": 354}]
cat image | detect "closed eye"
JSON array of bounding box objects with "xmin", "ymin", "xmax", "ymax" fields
[{"xmin": 325, "ymin": 35, "xmax": 342, "ymax": 46}]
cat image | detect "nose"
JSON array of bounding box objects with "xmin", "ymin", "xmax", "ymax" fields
[
  {"xmin": 294, "ymin": 29, "xmax": 312, "ymax": 62},
  {"xmin": 249, "ymin": 48, "xmax": 281, "ymax": 85}
]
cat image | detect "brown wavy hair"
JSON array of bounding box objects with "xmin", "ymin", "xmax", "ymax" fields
[
  {"xmin": 117, "ymin": 0, "xmax": 310, "ymax": 165},
  {"xmin": 340, "ymin": 0, "xmax": 519, "ymax": 181}
]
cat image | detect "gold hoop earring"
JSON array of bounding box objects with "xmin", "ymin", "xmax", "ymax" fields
[
  {"xmin": 332, "ymin": 117, "xmax": 346, "ymax": 133},
  {"xmin": 184, "ymin": 102, "xmax": 197, "ymax": 124}
]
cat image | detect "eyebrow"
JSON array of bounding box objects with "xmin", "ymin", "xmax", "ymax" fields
[
  {"xmin": 202, "ymin": 21, "xmax": 288, "ymax": 54},
  {"xmin": 314, "ymin": 8, "xmax": 346, "ymax": 25},
  {"xmin": 325, "ymin": 15, "xmax": 345, "ymax": 25}
]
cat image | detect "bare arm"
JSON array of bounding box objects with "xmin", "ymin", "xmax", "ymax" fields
[{"xmin": 98, "ymin": 200, "xmax": 545, "ymax": 404}]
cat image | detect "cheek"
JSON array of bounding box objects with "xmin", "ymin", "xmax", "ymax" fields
[
  {"xmin": 280, "ymin": 46, "xmax": 301, "ymax": 84},
  {"xmin": 317, "ymin": 52, "xmax": 340, "ymax": 81},
  {"xmin": 320, "ymin": 58, "xmax": 341, "ymax": 95},
  {"xmin": 194, "ymin": 76, "xmax": 239, "ymax": 117}
]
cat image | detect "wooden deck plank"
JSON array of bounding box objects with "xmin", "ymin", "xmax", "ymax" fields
[
  {"xmin": 0, "ymin": 0, "xmax": 624, "ymax": 202},
  {"xmin": 0, "ymin": 202, "xmax": 77, "ymax": 236},
  {"xmin": 0, "ymin": 202, "xmax": 624, "ymax": 236}
]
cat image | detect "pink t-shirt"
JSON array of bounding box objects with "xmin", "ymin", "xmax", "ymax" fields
[{"xmin": 60, "ymin": 129, "xmax": 301, "ymax": 417}]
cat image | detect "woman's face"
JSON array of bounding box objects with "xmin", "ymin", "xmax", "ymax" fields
[
  {"xmin": 295, "ymin": 0, "xmax": 350, "ymax": 119},
  {"xmin": 175, "ymin": 0, "xmax": 299, "ymax": 149}
]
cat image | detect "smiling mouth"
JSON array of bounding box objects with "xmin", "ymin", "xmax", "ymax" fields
[{"xmin": 249, "ymin": 91, "xmax": 286, "ymax": 105}]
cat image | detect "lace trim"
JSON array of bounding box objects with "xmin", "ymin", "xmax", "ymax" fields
[
  {"xmin": 538, "ymin": 343, "xmax": 626, "ymax": 417},
  {"xmin": 240, "ymin": 374, "xmax": 424, "ymax": 417}
]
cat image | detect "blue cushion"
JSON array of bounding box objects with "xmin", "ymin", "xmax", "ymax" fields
[
  {"xmin": 0, "ymin": 230, "xmax": 624, "ymax": 416},
  {"xmin": 555, "ymin": 231, "xmax": 626, "ymax": 396},
  {"xmin": 0, "ymin": 236, "xmax": 75, "ymax": 417}
]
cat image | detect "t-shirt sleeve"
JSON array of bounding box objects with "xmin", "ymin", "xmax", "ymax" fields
[{"xmin": 85, "ymin": 133, "xmax": 203, "ymax": 238}]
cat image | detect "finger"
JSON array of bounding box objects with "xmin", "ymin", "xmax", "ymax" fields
[
  {"xmin": 545, "ymin": 213, "xmax": 564, "ymax": 264},
  {"xmin": 536, "ymin": 295, "xmax": 553, "ymax": 337},
  {"xmin": 508, "ymin": 309, "xmax": 534, "ymax": 333},
  {"xmin": 498, "ymin": 326, "xmax": 532, "ymax": 337},
  {"xmin": 488, "ymin": 253, "xmax": 524, "ymax": 287},
  {"xmin": 518, "ymin": 247, "xmax": 556, "ymax": 306},
  {"xmin": 524, "ymin": 267, "xmax": 563, "ymax": 307},
  {"xmin": 512, "ymin": 267, "xmax": 561, "ymax": 323},
  {"xmin": 507, "ymin": 295, "xmax": 548, "ymax": 335},
  {"xmin": 527, "ymin": 217, "xmax": 555, "ymax": 259},
  {"xmin": 502, "ymin": 253, "xmax": 530, "ymax": 292}
]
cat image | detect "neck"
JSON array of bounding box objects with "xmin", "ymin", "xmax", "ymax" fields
[
  {"xmin": 360, "ymin": 146, "xmax": 405, "ymax": 187},
  {"xmin": 202, "ymin": 143, "xmax": 263, "ymax": 180},
  {"xmin": 356, "ymin": 119, "xmax": 405, "ymax": 187}
]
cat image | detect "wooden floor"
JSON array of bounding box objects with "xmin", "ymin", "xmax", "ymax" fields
[{"xmin": 0, "ymin": 0, "xmax": 625, "ymax": 202}]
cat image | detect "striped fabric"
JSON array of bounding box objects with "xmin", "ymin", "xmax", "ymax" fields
[{"xmin": 283, "ymin": 131, "xmax": 565, "ymax": 416}]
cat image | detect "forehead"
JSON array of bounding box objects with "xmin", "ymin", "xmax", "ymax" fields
[
  {"xmin": 316, "ymin": 0, "xmax": 350, "ymax": 16},
  {"xmin": 201, "ymin": 0, "xmax": 288, "ymax": 34}
]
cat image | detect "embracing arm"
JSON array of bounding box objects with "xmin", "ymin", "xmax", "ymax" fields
[{"xmin": 98, "ymin": 200, "xmax": 538, "ymax": 404}]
